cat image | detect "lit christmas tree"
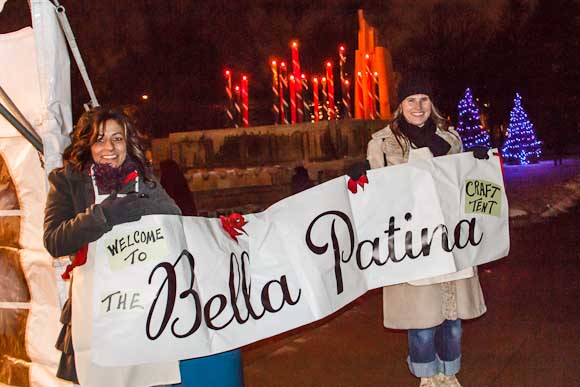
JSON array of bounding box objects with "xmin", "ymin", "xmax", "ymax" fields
[
  {"xmin": 456, "ymin": 88, "xmax": 490, "ymax": 149},
  {"xmin": 502, "ymin": 93, "xmax": 542, "ymax": 164}
]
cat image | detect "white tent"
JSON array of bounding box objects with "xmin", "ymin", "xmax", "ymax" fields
[{"xmin": 0, "ymin": 0, "xmax": 73, "ymax": 385}]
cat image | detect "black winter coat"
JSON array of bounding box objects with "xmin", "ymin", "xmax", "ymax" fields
[
  {"xmin": 43, "ymin": 163, "xmax": 182, "ymax": 383},
  {"xmin": 44, "ymin": 163, "xmax": 181, "ymax": 258}
]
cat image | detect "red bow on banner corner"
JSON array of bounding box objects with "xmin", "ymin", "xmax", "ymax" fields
[
  {"xmin": 347, "ymin": 174, "xmax": 369, "ymax": 194},
  {"xmin": 492, "ymin": 150, "xmax": 505, "ymax": 178},
  {"xmin": 220, "ymin": 213, "xmax": 248, "ymax": 242},
  {"xmin": 61, "ymin": 244, "xmax": 88, "ymax": 280}
]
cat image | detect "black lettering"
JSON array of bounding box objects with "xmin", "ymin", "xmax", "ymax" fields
[
  {"xmin": 240, "ymin": 251, "xmax": 266, "ymax": 320},
  {"xmin": 170, "ymin": 250, "xmax": 203, "ymax": 338},
  {"xmin": 124, "ymin": 249, "xmax": 139, "ymax": 264},
  {"xmin": 356, "ymin": 238, "xmax": 383, "ymax": 269},
  {"xmin": 106, "ymin": 241, "xmax": 119, "ymax": 256},
  {"xmin": 454, "ymin": 218, "xmax": 483, "ymax": 249},
  {"xmin": 101, "ymin": 291, "xmax": 121, "ymax": 312},
  {"xmin": 204, "ymin": 294, "xmax": 232, "ymax": 330},
  {"xmin": 430, "ymin": 224, "xmax": 451, "ymax": 252},
  {"xmin": 127, "ymin": 234, "xmax": 135, "ymax": 248},
  {"xmin": 229, "ymin": 253, "xmax": 247, "ymax": 323},
  {"xmin": 119, "ymin": 237, "xmax": 127, "ymax": 252},
  {"xmin": 117, "ymin": 292, "xmax": 127, "ymax": 310},
  {"xmin": 466, "ymin": 181, "xmax": 475, "ymax": 197},
  {"xmin": 404, "ymin": 229, "xmax": 422, "ymax": 259},
  {"xmin": 261, "ymin": 276, "xmax": 301, "ymax": 313},
  {"xmin": 305, "ymin": 211, "xmax": 354, "ymax": 295},
  {"xmin": 384, "ymin": 216, "xmax": 404, "ymax": 262},
  {"xmin": 146, "ymin": 261, "xmax": 177, "ymax": 340}
]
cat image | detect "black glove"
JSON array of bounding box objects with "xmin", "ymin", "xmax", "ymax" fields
[
  {"xmin": 347, "ymin": 160, "xmax": 370, "ymax": 180},
  {"xmin": 100, "ymin": 192, "xmax": 146, "ymax": 226},
  {"xmin": 469, "ymin": 146, "xmax": 490, "ymax": 160}
]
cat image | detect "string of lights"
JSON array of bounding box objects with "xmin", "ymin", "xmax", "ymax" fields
[
  {"xmin": 456, "ymin": 88, "xmax": 490, "ymax": 149},
  {"xmin": 501, "ymin": 93, "xmax": 542, "ymax": 165}
]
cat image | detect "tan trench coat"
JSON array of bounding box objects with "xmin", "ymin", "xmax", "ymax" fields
[{"xmin": 367, "ymin": 125, "xmax": 487, "ymax": 330}]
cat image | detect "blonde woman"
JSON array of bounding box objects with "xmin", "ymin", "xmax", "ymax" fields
[{"xmin": 349, "ymin": 75, "xmax": 488, "ymax": 387}]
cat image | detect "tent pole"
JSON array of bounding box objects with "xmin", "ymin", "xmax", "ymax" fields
[
  {"xmin": 0, "ymin": 101, "xmax": 44, "ymax": 153},
  {"xmin": 0, "ymin": 86, "xmax": 43, "ymax": 145},
  {"xmin": 51, "ymin": 2, "xmax": 100, "ymax": 109}
]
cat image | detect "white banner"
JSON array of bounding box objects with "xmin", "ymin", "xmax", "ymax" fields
[{"xmin": 75, "ymin": 151, "xmax": 509, "ymax": 368}]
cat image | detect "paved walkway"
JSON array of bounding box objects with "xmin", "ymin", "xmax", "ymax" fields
[{"xmin": 242, "ymin": 207, "xmax": 580, "ymax": 386}]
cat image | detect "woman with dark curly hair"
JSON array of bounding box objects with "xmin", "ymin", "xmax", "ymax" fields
[
  {"xmin": 44, "ymin": 106, "xmax": 244, "ymax": 387},
  {"xmin": 61, "ymin": 106, "xmax": 151, "ymax": 178}
]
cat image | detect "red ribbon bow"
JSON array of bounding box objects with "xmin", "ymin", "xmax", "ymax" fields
[
  {"xmin": 347, "ymin": 174, "xmax": 369, "ymax": 194},
  {"xmin": 220, "ymin": 213, "xmax": 248, "ymax": 242},
  {"xmin": 492, "ymin": 151, "xmax": 505, "ymax": 179},
  {"xmin": 61, "ymin": 244, "xmax": 88, "ymax": 280},
  {"xmin": 123, "ymin": 170, "xmax": 138, "ymax": 185}
]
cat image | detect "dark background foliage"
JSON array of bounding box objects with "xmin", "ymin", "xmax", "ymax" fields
[{"xmin": 1, "ymin": 0, "xmax": 579, "ymax": 147}]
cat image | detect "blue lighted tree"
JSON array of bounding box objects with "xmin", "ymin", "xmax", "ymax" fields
[
  {"xmin": 456, "ymin": 88, "xmax": 490, "ymax": 149},
  {"xmin": 502, "ymin": 93, "xmax": 542, "ymax": 164}
]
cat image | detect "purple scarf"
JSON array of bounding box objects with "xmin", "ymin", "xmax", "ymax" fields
[{"xmin": 91, "ymin": 159, "xmax": 138, "ymax": 194}]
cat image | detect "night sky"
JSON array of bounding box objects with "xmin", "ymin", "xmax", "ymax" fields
[{"xmin": 1, "ymin": 0, "xmax": 579, "ymax": 147}]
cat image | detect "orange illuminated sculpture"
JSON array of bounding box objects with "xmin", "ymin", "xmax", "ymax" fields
[{"xmin": 354, "ymin": 10, "xmax": 394, "ymax": 120}]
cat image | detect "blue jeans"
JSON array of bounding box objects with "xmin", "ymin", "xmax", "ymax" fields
[{"xmin": 407, "ymin": 319, "xmax": 462, "ymax": 378}]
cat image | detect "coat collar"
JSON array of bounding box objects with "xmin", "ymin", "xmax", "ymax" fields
[
  {"xmin": 371, "ymin": 125, "xmax": 392, "ymax": 140},
  {"xmin": 60, "ymin": 163, "xmax": 95, "ymax": 208}
]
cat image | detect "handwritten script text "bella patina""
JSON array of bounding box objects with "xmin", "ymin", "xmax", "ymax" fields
[
  {"xmin": 146, "ymin": 250, "xmax": 302, "ymax": 340},
  {"xmin": 306, "ymin": 211, "xmax": 482, "ymax": 294}
]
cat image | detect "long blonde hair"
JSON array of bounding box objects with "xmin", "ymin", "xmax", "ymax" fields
[{"xmin": 388, "ymin": 101, "xmax": 450, "ymax": 155}]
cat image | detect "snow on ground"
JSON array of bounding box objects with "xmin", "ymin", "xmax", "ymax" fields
[{"xmin": 503, "ymin": 157, "xmax": 580, "ymax": 224}]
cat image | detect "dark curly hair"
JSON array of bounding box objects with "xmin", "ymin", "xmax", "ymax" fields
[{"xmin": 62, "ymin": 106, "xmax": 154, "ymax": 181}]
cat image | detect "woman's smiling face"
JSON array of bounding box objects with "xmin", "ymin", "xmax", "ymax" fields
[
  {"xmin": 90, "ymin": 120, "xmax": 127, "ymax": 168},
  {"xmin": 401, "ymin": 94, "xmax": 432, "ymax": 127}
]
